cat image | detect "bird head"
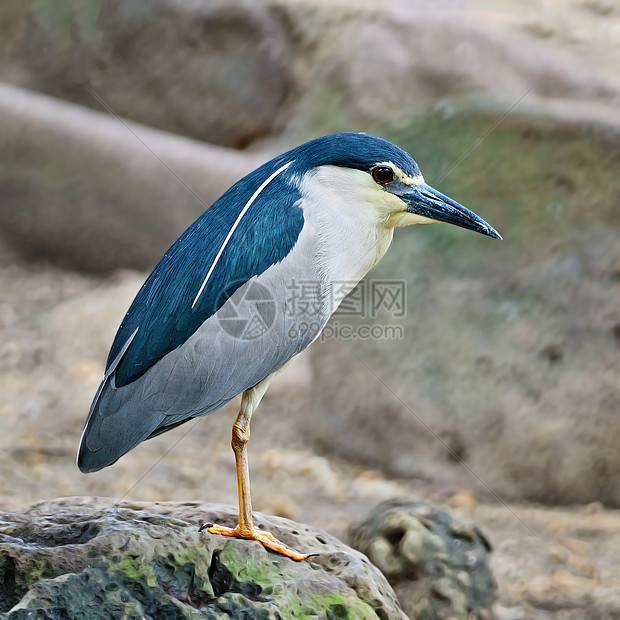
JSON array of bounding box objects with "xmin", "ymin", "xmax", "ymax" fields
[{"xmin": 288, "ymin": 133, "xmax": 501, "ymax": 239}]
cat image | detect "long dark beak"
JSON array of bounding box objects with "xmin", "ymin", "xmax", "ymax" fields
[{"xmin": 399, "ymin": 183, "xmax": 502, "ymax": 240}]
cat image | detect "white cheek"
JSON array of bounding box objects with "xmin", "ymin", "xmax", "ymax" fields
[
  {"xmin": 298, "ymin": 166, "xmax": 396, "ymax": 280},
  {"xmin": 302, "ymin": 166, "xmax": 389, "ymax": 224}
]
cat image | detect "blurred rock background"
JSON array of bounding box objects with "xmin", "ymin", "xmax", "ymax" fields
[{"xmin": 1, "ymin": 1, "xmax": 619, "ymax": 618}]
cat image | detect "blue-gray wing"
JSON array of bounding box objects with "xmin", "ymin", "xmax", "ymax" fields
[
  {"xmin": 109, "ymin": 157, "xmax": 304, "ymax": 388},
  {"xmin": 77, "ymin": 167, "xmax": 328, "ymax": 472}
]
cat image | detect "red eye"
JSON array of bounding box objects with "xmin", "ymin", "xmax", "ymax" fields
[{"xmin": 372, "ymin": 166, "xmax": 394, "ymax": 185}]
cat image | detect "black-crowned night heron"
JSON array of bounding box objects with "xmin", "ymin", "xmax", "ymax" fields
[{"xmin": 78, "ymin": 133, "xmax": 500, "ymax": 560}]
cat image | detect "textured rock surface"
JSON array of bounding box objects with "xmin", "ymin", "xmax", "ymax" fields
[
  {"xmin": 0, "ymin": 497, "xmax": 406, "ymax": 619},
  {"xmin": 0, "ymin": 0, "xmax": 291, "ymax": 147},
  {"xmin": 0, "ymin": 83, "xmax": 266, "ymax": 271},
  {"xmin": 350, "ymin": 499, "xmax": 496, "ymax": 620}
]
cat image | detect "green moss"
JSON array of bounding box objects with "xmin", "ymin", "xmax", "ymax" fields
[
  {"xmin": 276, "ymin": 589, "xmax": 377, "ymax": 618},
  {"xmin": 109, "ymin": 556, "xmax": 158, "ymax": 589},
  {"xmin": 23, "ymin": 561, "xmax": 54, "ymax": 588},
  {"xmin": 219, "ymin": 543, "xmax": 297, "ymax": 584}
]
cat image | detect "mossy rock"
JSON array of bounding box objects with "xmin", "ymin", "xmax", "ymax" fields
[
  {"xmin": 350, "ymin": 499, "xmax": 496, "ymax": 620},
  {"xmin": 0, "ymin": 497, "xmax": 406, "ymax": 619}
]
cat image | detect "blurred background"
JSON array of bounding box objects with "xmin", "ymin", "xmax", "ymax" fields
[{"xmin": 0, "ymin": 0, "xmax": 619, "ymax": 617}]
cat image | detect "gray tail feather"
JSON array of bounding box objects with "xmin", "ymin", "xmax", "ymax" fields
[{"xmin": 77, "ymin": 374, "xmax": 166, "ymax": 473}]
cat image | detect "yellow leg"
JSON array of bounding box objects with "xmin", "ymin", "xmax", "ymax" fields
[{"xmin": 200, "ymin": 380, "xmax": 311, "ymax": 561}]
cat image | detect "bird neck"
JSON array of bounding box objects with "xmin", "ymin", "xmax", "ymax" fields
[{"xmin": 298, "ymin": 169, "xmax": 395, "ymax": 287}]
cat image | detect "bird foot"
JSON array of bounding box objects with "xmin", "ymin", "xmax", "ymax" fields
[{"xmin": 199, "ymin": 522, "xmax": 312, "ymax": 561}]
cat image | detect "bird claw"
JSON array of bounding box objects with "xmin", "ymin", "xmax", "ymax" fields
[{"xmin": 200, "ymin": 522, "xmax": 312, "ymax": 561}]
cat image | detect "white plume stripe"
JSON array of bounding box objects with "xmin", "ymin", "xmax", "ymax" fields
[{"xmin": 192, "ymin": 160, "xmax": 294, "ymax": 309}]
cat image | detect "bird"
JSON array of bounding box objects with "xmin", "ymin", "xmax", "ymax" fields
[{"xmin": 77, "ymin": 132, "xmax": 501, "ymax": 561}]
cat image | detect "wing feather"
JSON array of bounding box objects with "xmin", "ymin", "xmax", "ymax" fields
[
  {"xmin": 110, "ymin": 158, "xmax": 304, "ymax": 388},
  {"xmin": 78, "ymin": 160, "xmax": 307, "ymax": 472}
]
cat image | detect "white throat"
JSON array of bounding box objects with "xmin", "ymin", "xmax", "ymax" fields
[{"xmin": 298, "ymin": 166, "xmax": 395, "ymax": 298}]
